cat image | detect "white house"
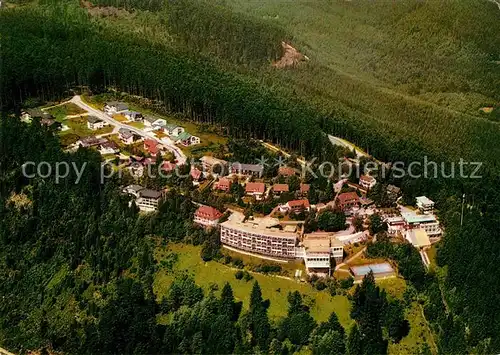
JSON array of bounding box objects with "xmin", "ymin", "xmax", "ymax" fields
[
  {"xmin": 193, "ymin": 206, "xmax": 223, "ymax": 228},
  {"xmin": 98, "ymin": 141, "xmax": 120, "ymax": 155},
  {"xmin": 152, "ymin": 118, "xmax": 167, "ymax": 129},
  {"xmin": 118, "ymin": 128, "xmax": 141, "ymax": 145},
  {"xmin": 416, "ymin": 196, "xmax": 435, "ymax": 214},
  {"xmin": 104, "ymin": 101, "xmax": 128, "ymax": 116},
  {"xmin": 123, "ymin": 111, "xmax": 144, "ymax": 122},
  {"xmin": 359, "ymin": 175, "xmax": 376, "ymax": 190},
  {"xmin": 164, "ymin": 124, "xmax": 185, "ymax": 137},
  {"xmin": 173, "ymin": 132, "xmax": 200, "ymax": 146},
  {"xmin": 87, "ymin": 116, "xmax": 108, "ymax": 130}
]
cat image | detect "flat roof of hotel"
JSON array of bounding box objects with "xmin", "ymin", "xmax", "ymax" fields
[
  {"xmin": 401, "ymin": 212, "xmax": 437, "ymax": 224},
  {"xmin": 221, "ymin": 212, "xmax": 297, "ymax": 239}
]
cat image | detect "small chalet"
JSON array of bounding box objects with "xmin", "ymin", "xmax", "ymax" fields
[
  {"xmin": 231, "ymin": 162, "xmax": 264, "ymax": 177},
  {"xmin": 337, "ymin": 192, "xmax": 360, "ymax": 211},
  {"xmin": 272, "ymin": 184, "xmax": 289, "ymax": 196},
  {"xmin": 78, "ymin": 136, "xmax": 108, "ymax": 148},
  {"xmin": 40, "ymin": 118, "xmax": 62, "ymax": 130},
  {"xmin": 215, "ymin": 177, "xmax": 232, "ymax": 192},
  {"xmin": 87, "ymin": 116, "xmax": 107, "ymax": 130},
  {"xmin": 164, "ymin": 124, "xmax": 185, "ymax": 137},
  {"xmin": 144, "ymin": 139, "xmax": 159, "ymax": 156},
  {"xmin": 190, "ymin": 167, "xmax": 202, "ymax": 182},
  {"xmin": 245, "ymin": 182, "xmax": 266, "ymax": 200},
  {"xmin": 104, "ymin": 101, "xmax": 128, "ymax": 115},
  {"xmin": 299, "ymin": 183, "xmax": 310, "ymax": 196},
  {"xmin": 123, "ymin": 111, "xmax": 143, "ymax": 122},
  {"xmin": 193, "ymin": 206, "xmax": 223, "ymax": 228},
  {"xmin": 279, "ymin": 199, "xmax": 310, "ymax": 214},
  {"xmin": 173, "ymin": 132, "xmax": 200, "ymax": 146},
  {"xmin": 98, "ymin": 141, "xmax": 120, "ymax": 155},
  {"xmin": 359, "ymin": 175, "xmax": 376, "ymax": 190},
  {"xmin": 118, "ymin": 128, "xmax": 141, "ymax": 145},
  {"xmin": 278, "ymin": 166, "xmax": 296, "ymax": 177}
]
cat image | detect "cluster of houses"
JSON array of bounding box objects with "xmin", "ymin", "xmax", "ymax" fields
[
  {"xmin": 76, "ymin": 136, "xmax": 120, "ymax": 155},
  {"xmin": 103, "ymin": 101, "xmax": 201, "ymax": 147},
  {"xmin": 21, "ymin": 109, "xmax": 66, "ymax": 131}
]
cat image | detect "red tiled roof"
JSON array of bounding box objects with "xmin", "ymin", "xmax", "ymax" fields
[
  {"xmin": 191, "ymin": 168, "xmax": 202, "ymax": 180},
  {"xmin": 278, "ymin": 166, "xmax": 296, "ymax": 176},
  {"xmin": 161, "ymin": 161, "xmax": 176, "ymax": 172},
  {"xmin": 195, "ymin": 206, "xmax": 223, "ymax": 221},
  {"xmin": 273, "ymin": 184, "xmax": 289, "ymax": 193},
  {"xmin": 287, "ymin": 199, "xmax": 310, "ymax": 208},
  {"xmin": 245, "ymin": 182, "xmax": 265, "ymax": 194},
  {"xmin": 216, "ymin": 177, "xmax": 232, "ymax": 191},
  {"xmin": 300, "ymin": 183, "xmax": 310, "ymax": 193},
  {"xmin": 145, "ymin": 140, "xmax": 159, "ymax": 155},
  {"xmin": 338, "ymin": 192, "xmax": 359, "ymax": 205}
]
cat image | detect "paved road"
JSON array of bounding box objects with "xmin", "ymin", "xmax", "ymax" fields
[{"xmin": 70, "ymin": 96, "xmax": 187, "ymax": 164}]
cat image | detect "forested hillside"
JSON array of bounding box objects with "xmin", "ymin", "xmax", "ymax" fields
[{"xmin": 2, "ymin": 0, "xmax": 500, "ymax": 353}]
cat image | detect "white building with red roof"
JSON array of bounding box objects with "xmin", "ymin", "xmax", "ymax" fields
[
  {"xmin": 279, "ymin": 199, "xmax": 310, "ymax": 214},
  {"xmin": 215, "ymin": 177, "xmax": 232, "ymax": 192},
  {"xmin": 359, "ymin": 175, "xmax": 376, "ymax": 190},
  {"xmin": 245, "ymin": 182, "xmax": 266, "ymax": 200},
  {"xmin": 194, "ymin": 206, "xmax": 223, "ymax": 228}
]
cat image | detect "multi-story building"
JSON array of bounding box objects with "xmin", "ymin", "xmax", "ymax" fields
[
  {"xmin": 220, "ymin": 212, "xmax": 298, "ymax": 258},
  {"xmin": 104, "ymin": 101, "xmax": 128, "ymax": 115},
  {"xmin": 215, "ymin": 177, "xmax": 232, "ymax": 192},
  {"xmin": 231, "ymin": 162, "xmax": 264, "ymax": 177},
  {"xmin": 87, "ymin": 116, "xmax": 107, "ymax": 130},
  {"xmin": 385, "ymin": 216, "xmax": 405, "ymax": 236},
  {"xmin": 416, "ymin": 196, "xmax": 435, "ymax": 214},
  {"xmin": 194, "ymin": 206, "xmax": 223, "ymax": 228},
  {"xmin": 245, "ymin": 182, "xmax": 266, "ymax": 200},
  {"xmin": 359, "ymin": 175, "xmax": 376, "ymax": 190},
  {"xmin": 401, "ymin": 212, "xmax": 441, "ymax": 236},
  {"xmin": 337, "ymin": 192, "xmax": 360, "ymax": 211},
  {"xmin": 136, "ymin": 189, "xmax": 163, "ymax": 212},
  {"xmin": 279, "ymin": 199, "xmax": 310, "ymax": 214}
]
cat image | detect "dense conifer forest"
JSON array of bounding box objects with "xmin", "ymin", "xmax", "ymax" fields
[{"xmin": 1, "ymin": 0, "xmax": 500, "ymax": 353}]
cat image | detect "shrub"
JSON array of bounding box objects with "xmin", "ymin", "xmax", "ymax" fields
[{"xmin": 234, "ymin": 270, "xmax": 244, "ymax": 280}]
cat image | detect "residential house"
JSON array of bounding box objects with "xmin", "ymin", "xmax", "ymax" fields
[
  {"xmin": 21, "ymin": 109, "xmax": 53, "ymax": 123},
  {"xmin": 152, "ymin": 119, "xmax": 167, "ymax": 129},
  {"xmin": 193, "ymin": 206, "xmax": 223, "ymax": 228},
  {"xmin": 144, "ymin": 139, "xmax": 159, "ymax": 156},
  {"xmin": 416, "ymin": 196, "xmax": 434, "ymax": 214},
  {"xmin": 87, "ymin": 116, "xmax": 107, "ymax": 130},
  {"xmin": 118, "ymin": 128, "xmax": 141, "ymax": 145},
  {"xmin": 104, "ymin": 101, "xmax": 128, "ymax": 115},
  {"xmin": 245, "ymin": 182, "xmax": 266, "ymax": 200},
  {"xmin": 161, "ymin": 161, "xmax": 177, "ymax": 174},
  {"xmin": 200, "ymin": 156, "xmax": 228, "ymax": 175},
  {"xmin": 279, "ymin": 199, "xmax": 310, "ymax": 214},
  {"xmin": 191, "ymin": 167, "xmax": 202, "ymax": 182},
  {"xmin": 278, "ymin": 166, "xmax": 296, "ymax": 177},
  {"xmin": 173, "ymin": 132, "xmax": 200, "ymax": 146},
  {"xmin": 299, "ymin": 183, "xmax": 310, "ymax": 196},
  {"xmin": 40, "ymin": 118, "xmax": 62, "ymax": 131},
  {"xmin": 164, "ymin": 124, "xmax": 185, "ymax": 137},
  {"xmin": 136, "ymin": 189, "xmax": 163, "ymax": 212},
  {"xmin": 337, "ymin": 192, "xmax": 360, "ymax": 211},
  {"xmin": 215, "ymin": 177, "xmax": 232, "ymax": 192},
  {"xmin": 231, "ymin": 162, "xmax": 264, "ymax": 177},
  {"xmin": 98, "ymin": 141, "xmax": 120, "ymax": 155},
  {"xmin": 77, "ymin": 136, "xmax": 108, "ymax": 148},
  {"xmin": 143, "ymin": 116, "xmax": 157, "ymax": 128},
  {"xmin": 387, "ymin": 185, "xmax": 401, "ymax": 201},
  {"xmin": 272, "ymin": 184, "xmax": 289, "ymax": 196},
  {"xmin": 123, "ymin": 111, "xmax": 143, "ymax": 122},
  {"xmin": 359, "ymin": 175, "xmax": 376, "ymax": 190}
]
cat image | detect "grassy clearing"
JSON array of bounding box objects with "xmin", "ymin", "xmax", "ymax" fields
[
  {"xmin": 154, "ymin": 243, "xmax": 433, "ymax": 353},
  {"xmin": 59, "ymin": 116, "xmax": 113, "ymax": 139},
  {"xmin": 45, "ymin": 103, "xmax": 87, "ymax": 121},
  {"xmin": 126, "ymin": 121, "xmax": 145, "ymax": 129},
  {"xmin": 154, "ymin": 243, "xmax": 352, "ymax": 325}
]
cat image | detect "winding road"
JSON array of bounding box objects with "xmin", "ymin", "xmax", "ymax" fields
[{"xmin": 70, "ymin": 96, "xmax": 186, "ymax": 164}]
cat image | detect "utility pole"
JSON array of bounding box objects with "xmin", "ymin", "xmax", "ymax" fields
[{"xmin": 460, "ymin": 193, "xmax": 465, "ymax": 228}]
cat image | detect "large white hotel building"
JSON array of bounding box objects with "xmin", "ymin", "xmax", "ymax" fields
[{"xmin": 220, "ymin": 212, "xmax": 344, "ymax": 275}]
